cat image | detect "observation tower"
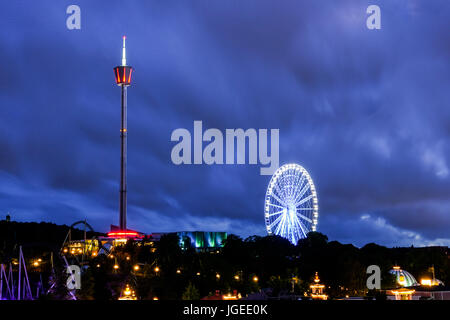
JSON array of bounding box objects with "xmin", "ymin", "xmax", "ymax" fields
[{"xmin": 113, "ymin": 37, "xmax": 133, "ymax": 231}]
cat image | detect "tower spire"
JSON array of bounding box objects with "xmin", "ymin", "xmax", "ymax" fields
[{"xmin": 122, "ymin": 36, "xmax": 127, "ymax": 66}]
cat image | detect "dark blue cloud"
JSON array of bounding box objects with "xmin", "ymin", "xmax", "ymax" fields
[{"xmin": 0, "ymin": 0, "xmax": 449, "ymax": 247}]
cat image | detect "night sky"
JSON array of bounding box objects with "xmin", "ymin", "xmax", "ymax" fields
[{"xmin": 1, "ymin": 1, "xmax": 450, "ymax": 247}]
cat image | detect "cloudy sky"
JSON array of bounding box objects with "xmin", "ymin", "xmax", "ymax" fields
[{"xmin": 1, "ymin": 0, "xmax": 449, "ymax": 247}]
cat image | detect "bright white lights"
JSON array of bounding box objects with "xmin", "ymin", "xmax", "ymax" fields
[{"xmin": 264, "ymin": 163, "xmax": 319, "ymax": 244}]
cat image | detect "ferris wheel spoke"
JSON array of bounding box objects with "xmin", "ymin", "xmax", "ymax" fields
[
  {"xmin": 268, "ymin": 203, "xmax": 285, "ymax": 210},
  {"xmin": 276, "ymin": 180, "xmax": 289, "ymax": 203},
  {"xmin": 290, "ymin": 173, "xmax": 306, "ymax": 200},
  {"xmin": 297, "ymin": 212, "xmax": 312, "ymax": 223},
  {"xmin": 269, "ymin": 213, "xmax": 284, "ymax": 230},
  {"xmin": 267, "ymin": 209, "xmax": 284, "ymax": 217},
  {"xmin": 290, "ymin": 217, "xmax": 304, "ymax": 244},
  {"xmin": 300, "ymin": 220, "xmax": 311, "ymax": 237},
  {"xmin": 293, "ymin": 182, "xmax": 310, "ymax": 205},
  {"xmin": 294, "ymin": 194, "xmax": 314, "ymax": 207},
  {"xmin": 284, "ymin": 173, "xmax": 295, "ymax": 199},
  {"xmin": 293, "ymin": 223, "xmax": 303, "ymax": 244},
  {"xmin": 273, "ymin": 213, "xmax": 286, "ymax": 235},
  {"xmin": 296, "ymin": 218, "xmax": 309, "ymax": 239},
  {"xmin": 272, "ymin": 182, "xmax": 288, "ymax": 204},
  {"xmin": 270, "ymin": 192, "xmax": 287, "ymax": 207},
  {"xmin": 282, "ymin": 216, "xmax": 290, "ymax": 239}
]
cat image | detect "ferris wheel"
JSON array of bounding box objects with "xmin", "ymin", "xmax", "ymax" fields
[{"xmin": 264, "ymin": 163, "xmax": 318, "ymax": 245}]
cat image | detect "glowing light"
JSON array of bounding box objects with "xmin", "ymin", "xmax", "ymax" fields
[
  {"xmin": 253, "ymin": 276, "xmax": 259, "ymax": 282},
  {"xmin": 421, "ymin": 279, "xmax": 432, "ymax": 286},
  {"xmin": 107, "ymin": 231, "xmax": 140, "ymax": 238},
  {"xmin": 391, "ymin": 289, "xmax": 415, "ymax": 294},
  {"xmin": 134, "ymin": 265, "xmax": 140, "ymax": 271},
  {"xmin": 176, "ymin": 269, "xmax": 181, "ymax": 274},
  {"xmin": 419, "ymin": 278, "xmax": 444, "ymax": 286},
  {"xmin": 223, "ymin": 293, "xmax": 240, "ymax": 300},
  {"xmin": 114, "ymin": 264, "xmax": 119, "ymax": 270},
  {"xmin": 154, "ymin": 266, "xmax": 160, "ymax": 273},
  {"xmin": 153, "ymin": 297, "xmax": 159, "ymax": 300},
  {"xmin": 216, "ymin": 273, "xmax": 221, "ymax": 279},
  {"xmin": 122, "ymin": 36, "xmax": 127, "ymax": 66},
  {"xmin": 234, "ymin": 275, "xmax": 240, "ymax": 280},
  {"xmin": 390, "ymin": 288, "xmax": 415, "ymax": 300},
  {"xmin": 196, "ymin": 272, "xmax": 201, "ymax": 276},
  {"xmin": 119, "ymin": 284, "xmax": 137, "ymax": 300},
  {"xmin": 33, "ymin": 261, "xmax": 39, "ymax": 267},
  {"xmin": 310, "ymin": 272, "xmax": 328, "ymax": 300},
  {"xmin": 128, "ymin": 68, "xmax": 132, "ymax": 83}
]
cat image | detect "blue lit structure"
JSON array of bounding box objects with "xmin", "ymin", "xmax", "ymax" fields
[
  {"xmin": 264, "ymin": 164, "xmax": 319, "ymax": 245},
  {"xmin": 177, "ymin": 231, "xmax": 227, "ymax": 251}
]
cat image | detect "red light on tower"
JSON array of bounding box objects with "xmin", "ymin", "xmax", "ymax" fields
[{"xmin": 114, "ymin": 66, "xmax": 133, "ymax": 85}]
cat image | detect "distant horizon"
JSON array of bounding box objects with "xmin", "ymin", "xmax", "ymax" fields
[{"xmin": 2, "ymin": 216, "xmax": 448, "ymax": 250}]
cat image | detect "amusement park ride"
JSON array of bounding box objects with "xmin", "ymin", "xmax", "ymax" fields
[
  {"xmin": 0, "ymin": 247, "xmax": 33, "ymax": 300},
  {"xmin": 0, "ymin": 38, "xmax": 147, "ymax": 301},
  {"xmin": 265, "ymin": 163, "xmax": 319, "ymax": 245},
  {"xmin": 61, "ymin": 37, "xmax": 146, "ymax": 264}
]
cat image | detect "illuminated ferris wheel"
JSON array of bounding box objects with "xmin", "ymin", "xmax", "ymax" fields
[{"xmin": 264, "ymin": 163, "xmax": 318, "ymax": 245}]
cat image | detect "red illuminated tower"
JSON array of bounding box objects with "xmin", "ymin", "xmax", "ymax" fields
[{"xmin": 114, "ymin": 36, "xmax": 133, "ymax": 231}]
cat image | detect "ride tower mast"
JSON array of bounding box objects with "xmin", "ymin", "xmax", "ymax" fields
[{"xmin": 113, "ymin": 36, "xmax": 133, "ymax": 231}]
